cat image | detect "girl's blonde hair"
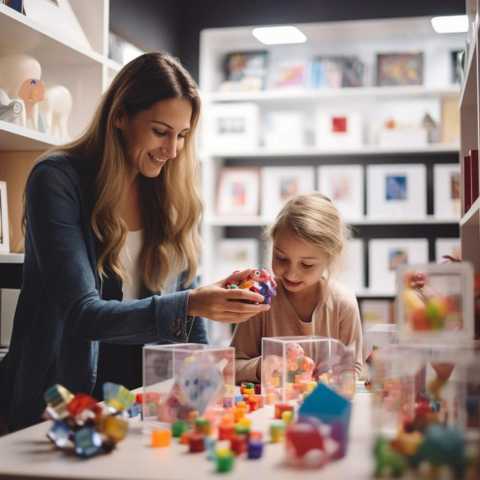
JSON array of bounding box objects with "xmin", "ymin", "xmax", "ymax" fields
[
  {"xmin": 267, "ymin": 193, "xmax": 348, "ymax": 273},
  {"xmin": 33, "ymin": 52, "xmax": 202, "ymax": 291}
]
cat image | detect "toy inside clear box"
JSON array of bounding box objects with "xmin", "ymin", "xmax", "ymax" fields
[
  {"xmin": 397, "ymin": 262, "xmax": 474, "ymax": 344},
  {"xmin": 261, "ymin": 336, "xmax": 355, "ymax": 404},
  {"xmin": 363, "ymin": 323, "xmax": 398, "ymax": 388},
  {"xmin": 371, "ymin": 344, "xmax": 480, "ymax": 479},
  {"xmin": 142, "ymin": 343, "xmax": 235, "ymax": 429}
]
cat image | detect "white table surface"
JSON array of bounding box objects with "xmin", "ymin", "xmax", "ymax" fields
[{"xmin": 0, "ymin": 392, "xmax": 374, "ymax": 480}]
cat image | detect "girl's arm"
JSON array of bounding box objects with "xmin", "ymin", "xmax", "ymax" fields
[
  {"xmin": 230, "ymin": 312, "xmax": 264, "ymax": 383},
  {"xmin": 338, "ymin": 294, "xmax": 364, "ymax": 375}
]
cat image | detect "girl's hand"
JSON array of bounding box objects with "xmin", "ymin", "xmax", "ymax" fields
[{"xmin": 187, "ymin": 269, "xmax": 271, "ymax": 323}]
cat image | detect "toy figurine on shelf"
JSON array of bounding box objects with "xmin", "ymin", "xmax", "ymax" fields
[
  {"xmin": 43, "ymin": 382, "xmax": 137, "ymax": 458},
  {"xmin": 225, "ymin": 268, "xmax": 277, "ymax": 304}
]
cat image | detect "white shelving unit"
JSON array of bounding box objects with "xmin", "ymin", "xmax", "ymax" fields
[
  {"xmin": 460, "ymin": 0, "xmax": 480, "ymax": 277},
  {"xmin": 199, "ymin": 16, "xmax": 463, "ymax": 338},
  {"xmin": 0, "ymin": 1, "xmax": 116, "ymax": 347}
]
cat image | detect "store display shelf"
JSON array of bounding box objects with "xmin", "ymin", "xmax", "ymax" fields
[
  {"xmin": 206, "ymin": 86, "xmax": 460, "ymax": 103},
  {"xmin": 205, "ymin": 216, "xmax": 458, "ymax": 227},
  {"xmin": 0, "ymin": 4, "xmax": 105, "ymax": 66},
  {"xmin": 0, "ymin": 253, "xmax": 24, "ymax": 264},
  {"xmin": 355, "ymin": 289, "xmax": 395, "ymax": 298},
  {"xmin": 0, "ymin": 120, "xmax": 60, "ymax": 151},
  {"xmin": 205, "ymin": 144, "xmax": 459, "ymax": 159}
]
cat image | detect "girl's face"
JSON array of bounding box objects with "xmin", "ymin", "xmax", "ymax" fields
[
  {"xmin": 117, "ymin": 97, "xmax": 192, "ymax": 178},
  {"xmin": 272, "ymin": 227, "xmax": 330, "ymax": 294}
]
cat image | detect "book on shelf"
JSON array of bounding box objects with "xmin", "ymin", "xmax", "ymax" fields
[
  {"xmin": 311, "ymin": 55, "xmax": 365, "ymax": 88},
  {"xmin": 220, "ymin": 50, "xmax": 269, "ymax": 92}
]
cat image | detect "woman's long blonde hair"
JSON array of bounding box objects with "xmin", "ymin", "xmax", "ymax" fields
[
  {"xmin": 267, "ymin": 193, "xmax": 348, "ymax": 276},
  {"xmin": 36, "ymin": 53, "xmax": 202, "ymax": 291}
]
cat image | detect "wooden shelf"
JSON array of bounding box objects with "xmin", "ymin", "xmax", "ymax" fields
[
  {"xmin": 0, "ymin": 120, "xmax": 60, "ymax": 151},
  {"xmin": 205, "ymin": 216, "xmax": 458, "ymax": 227},
  {"xmin": 0, "ymin": 4, "xmax": 105, "ymax": 66},
  {"xmin": 206, "ymin": 86, "xmax": 460, "ymax": 104},
  {"xmin": 205, "ymin": 144, "xmax": 459, "ymax": 159}
]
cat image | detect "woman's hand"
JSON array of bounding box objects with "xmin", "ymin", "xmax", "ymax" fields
[{"xmin": 187, "ymin": 269, "xmax": 271, "ymax": 323}]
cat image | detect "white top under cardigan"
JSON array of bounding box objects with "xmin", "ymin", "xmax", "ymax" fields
[{"xmin": 119, "ymin": 230, "xmax": 143, "ymax": 300}]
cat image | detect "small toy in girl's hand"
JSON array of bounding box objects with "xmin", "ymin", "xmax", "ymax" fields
[{"xmin": 225, "ymin": 268, "xmax": 277, "ymax": 304}]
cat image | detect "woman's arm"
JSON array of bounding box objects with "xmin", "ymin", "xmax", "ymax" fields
[{"xmin": 26, "ymin": 161, "xmax": 196, "ymax": 344}]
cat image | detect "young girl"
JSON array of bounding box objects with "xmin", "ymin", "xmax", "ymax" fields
[{"xmin": 231, "ymin": 193, "xmax": 363, "ymax": 383}]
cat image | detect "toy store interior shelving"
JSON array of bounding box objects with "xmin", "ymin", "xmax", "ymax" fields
[
  {"xmin": 199, "ymin": 17, "xmax": 464, "ymax": 342},
  {"xmin": 460, "ymin": 1, "xmax": 480, "ymax": 275},
  {"xmin": 0, "ymin": 1, "xmax": 120, "ymax": 356}
]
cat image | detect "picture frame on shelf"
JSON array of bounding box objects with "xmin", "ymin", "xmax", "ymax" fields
[
  {"xmin": 269, "ymin": 60, "xmax": 309, "ymax": 89},
  {"xmin": 311, "ymin": 55, "xmax": 365, "ymax": 88},
  {"xmin": 264, "ymin": 110, "xmax": 305, "ymax": 150},
  {"xmin": 334, "ymin": 238, "xmax": 364, "ymax": 293},
  {"xmin": 367, "ymin": 164, "xmax": 426, "ymax": 219},
  {"xmin": 220, "ymin": 50, "xmax": 269, "ymax": 92},
  {"xmin": 216, "ymin": 239, "xmax": 259, "ymax": 279},
  {"xmin": 368, "ymin": 238, "xmax": 429, "ymax": 294},
  {"xmin": 433, "ymin": 164, "xmax": 461, "ymax": 220},
  {"xmin": 0, "ymin": 181, "xmax": 9, "ymax": 253},
  {"xmin": 204, "ymin": 103, "xmax": 259, "ymax": 153},
  {"xmin": 314, "ymin": 110, "xmax": 363, "ymax": 149},
  {"xmin": 3, "ymin": 0, "xmax": 24, "ymax": 13},
  {"xmin": 317, "ymin": 165, "xmax": 364, "ymax": 221},
  {"xmin": 23, "ymin": 0, "xmax": 92, "ymax": 51},
  {"xmin": 435, "ymin": 238, "xmax": 461, "ymax": 262},
  {"xmin": 376, "ymin": 52, "xmax": 423, "ymax": 86},
  {"xmin": 216, "ymin": 167, "xmax": 260, "ymax": 216},
  {"xmin": 360, "ymin": 299, "xmax": 393, "ymax": 325},
  {"xmin": 261, "ymin": 166, "xmax": 315, "ymax": 219}
]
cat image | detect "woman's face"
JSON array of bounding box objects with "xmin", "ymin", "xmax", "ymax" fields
[
  {"xmin": 118, "ymin": 97, "xmax": 193, "ymax": 178},
  {"xmin": 272, "ymin": 227, "xmax": 329, "ymax": 294}
]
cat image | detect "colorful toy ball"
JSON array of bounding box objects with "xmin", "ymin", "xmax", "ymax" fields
[{"xmin": 225, "ymin": 268, "xmax": 277, "ymax": 304}]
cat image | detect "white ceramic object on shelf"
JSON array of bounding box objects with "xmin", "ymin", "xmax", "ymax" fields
[
  {"xmin": 39, "ymin": 85, "xmax": 73, "ymax": 141},
  {"xmin": 0, "ymin": 88, "xmax": 26, "ymax": 126},
  {"xmin": 0, "ymin": 53, "xmax": 42, "ymax": 98}
]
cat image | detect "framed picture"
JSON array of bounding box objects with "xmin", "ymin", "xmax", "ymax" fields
[
  {"xmin": 216, "ymin": 239, "xmax": 259, "ymax": 279},
  {"xmin": 433, "ymin": 164, "xmax": 461, "ymax": 220},
  {"xmin": 264, "ymin": 111, "xmax": 304, "ymax": 150},
  {"xmin": 311, "ymin": 55, "xmax": 365, "ymax": 88},
  {"xmin": 0, "ymin": 182, "xmax": 9, "ymax": 253},
  {"xmin": 261, "ymin": 167, "xmax": 315, "ymax": 219},
  {"xmin": 23, "ymin": 0, "xmax": 92, "ymax": 51},
  {"xmin": 3, "ymin": 0, "xmax": 24, "ymax": 13},
  {"xmin": 204, "ymin": 103, "xmax": 259, "ymax": 153},
  {"xmin": 435, "ymin": 238, "xmax": 461, "ymax": 262},
  {"xmin": 369, "ymin": 239, "xmax": 429, "ymax": 294},
  {"xmin": 220, "ymin": 50, "xmax": 269, "ymax": 92},
  {"xmin": 367, "ymin": 164, "xmax": 426, "ymax": 219},
  {"xmin": 216, "ymin": 167, "xmax": 260, "ymax": 216},
  {"xmin": 270, "ymin": 60, "xmax": 309, "ymax": 89},
  {"xmin": 376, "ymin": 52, "xmax": 423, "ymax": 86},
  {"xmin": 317, "ymin": 165, "xmax": 364, "ymax": 221},
  {"xmin": 334, "ymin": 239, "xmax": 364, "ymax": 292},
  {"xmin": 360, "ymin": 299, "xmax": 393, "ymax": 325},
  {"xmin": 314, "ymin": 110, "xmax": 363, "ymax": 149}
]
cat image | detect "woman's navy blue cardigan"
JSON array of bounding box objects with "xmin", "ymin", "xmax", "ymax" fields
[{"xmin": 0, "ymin": 154, "xmax": 207, "ymax": 431}]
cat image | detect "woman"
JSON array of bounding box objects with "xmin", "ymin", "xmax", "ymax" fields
[{"xmin": 0, "ymin": 52, "xmax": 270, "ymax": 432}]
